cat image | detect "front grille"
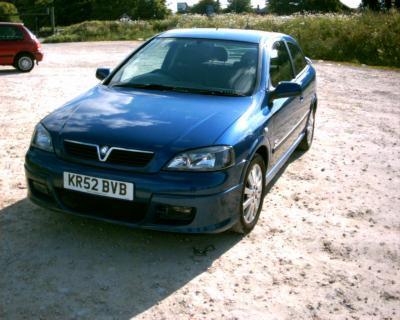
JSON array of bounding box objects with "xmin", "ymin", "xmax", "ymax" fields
[
  {"xmin": 56, "ymin": 188, "xmax": 147, "ymax": 223},
  {"xmin": 107, "ymin": 149, "xmax": 153, "ymax": 167},
  {"xmin": 64, "ymin": 141, "xmax": 98, "ymax": 160},
  {"xmin": 63, "ymin": 140, "xmax": 154, "ymax": 167}
]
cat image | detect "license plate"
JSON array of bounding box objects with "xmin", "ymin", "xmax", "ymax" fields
[{"xmin": 63, "ymin": 172, "xmax": 134, "ymax": 201}]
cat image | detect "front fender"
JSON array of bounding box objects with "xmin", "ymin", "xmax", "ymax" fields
[{"xmin": 239, "ymin": 131, "xmax": 272, "ymax": 185}]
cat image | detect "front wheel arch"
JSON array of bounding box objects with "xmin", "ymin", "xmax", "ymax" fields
[
  {"xmin": 231, "ymin": 153, "xmax": 266, "ymax": 234},
  {"xmin": 13, "ymin": 52, "xmax": 35, "ymax": 71},
  {"xmin": 239, "ymin": 140, "xmax": 271, "ymax": 186}
]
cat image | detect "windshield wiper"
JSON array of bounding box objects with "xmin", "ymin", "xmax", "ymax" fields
[
  {"xmin": 179, "ymin": 88, "xmax": 247, "ymax": 97},
  {"xmin": 111, "ymin": 83, "xmax": 246, "ymax": 97},
  {"xmin": 110, "ymin": 83, "xmax": 177, "ymax": 91}
]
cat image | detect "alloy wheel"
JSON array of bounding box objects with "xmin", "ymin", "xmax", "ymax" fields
[
  {"xmin": 243, "ymin": 163, "xmax": 263, "ymax": 224},
  {"xmin": 306, "ymin": 111, "xmax": 315, "ymax": 145}
]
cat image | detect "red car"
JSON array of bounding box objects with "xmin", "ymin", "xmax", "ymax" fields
[{"xmin": 0, "ymin": 22, "xmax": 43, "ymax": 72}]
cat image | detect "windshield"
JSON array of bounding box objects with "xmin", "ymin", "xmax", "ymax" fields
[{"xmin": 108, "ymin": 37, "xmax": 259, "ymax": 96}]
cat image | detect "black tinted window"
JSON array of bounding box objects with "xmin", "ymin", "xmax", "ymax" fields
[
  {"xmin": 269, "ymin": 41, "xmax": 294, "ymax": 87},
  {"xmin": 287, "ymin": 42, "xmax": 307, "ymax": 76},
  {"xmin": 0, "ymin": 26, "xmax": 23, "ymax": 40}
]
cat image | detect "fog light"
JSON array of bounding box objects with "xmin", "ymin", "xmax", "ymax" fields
[
  {"xmin": 32, "ymin": 180, "xmax": 49, "ymax": 195},
  {"xmin": 170, "ymin": 206, "xmax": 193, "ymax": 214},
  {"xmin": 156, "ymin": 205, "xmax": 196, "ymax": 225}
]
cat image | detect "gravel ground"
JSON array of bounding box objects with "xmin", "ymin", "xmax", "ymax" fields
[{"xmin": 0, "ymin": 41, "xmax": 399, "ymax": 320}]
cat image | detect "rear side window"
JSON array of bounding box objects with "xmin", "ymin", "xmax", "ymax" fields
[
  {"xmin": 269, "ymin": 41, "xmax": 294, "ymax": 87},
  {"xmin": 0, "ymin": 26, "xmax": 24, "ymax": 40},
  {"xmin": 287, "ymin": 42, "xmax": 307, "ymax": 76}
]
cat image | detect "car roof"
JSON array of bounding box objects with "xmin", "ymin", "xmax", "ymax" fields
[
  {"xmin": 159, "ymin": 28, "xmax": 292, "ymax": 44},
  {"xmin": 0, "ymin": 22, "xmax": 24, "ymax": 26}
]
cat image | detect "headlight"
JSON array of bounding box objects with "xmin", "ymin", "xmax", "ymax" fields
[
  {"xmin": 31, "ymin": 123, "xmax": 53, "ymax": 152},
  {"xmin": 166, "ymin": 146, "xmax": 235, "ymax": 171}
]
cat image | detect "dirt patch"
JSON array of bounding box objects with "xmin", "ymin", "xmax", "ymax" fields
[{"xmin": 0, "ymin": 42, "xmax": 399, "ymax": 319}]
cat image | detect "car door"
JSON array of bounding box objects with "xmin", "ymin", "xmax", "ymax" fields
[
  {"xmin": 268, "ymin": 40, "xmax": 303, "ymax": 167},
  {"xmin": 0, "ymin": 25, "xmax": 23, "ymax": 65},
  {"xmin": 286, "ymin": 40, "xmax": 314, "ymax": 132}
]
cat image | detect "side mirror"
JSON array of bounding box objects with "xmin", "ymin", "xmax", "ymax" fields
[
  {"xmin": 269, "ymin": 82, "xmax": 302, "ymax": 104},
  {"xmin": 96, "ymin": 67, "xmax": 111, "ymax": 81}
]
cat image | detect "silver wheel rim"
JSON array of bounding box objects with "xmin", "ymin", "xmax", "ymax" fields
[
  {"xmin": 306, "ymin": 112, "xmax": 314, "ymax": 145},
  {"xmin": 18, "ymin": 57, "xmax": 33, "ymax": 71},
  {"xmin": 243, "ymin": 163, "xmax": 263, "ymax": 224}
]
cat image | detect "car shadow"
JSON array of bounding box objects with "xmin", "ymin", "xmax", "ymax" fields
[
  {"xmin": 0, "ymin": 69, "xmax": 20, "ymax": 76},
  {"xmin": 0, "ymin": 150, "xmax": 306, "ymax": 318},
  {"xmin": 0, "ymin": 198, "xmax": 242, "ymax": 319}
]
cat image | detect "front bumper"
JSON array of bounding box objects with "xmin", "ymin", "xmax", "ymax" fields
[
  {"xmin": 34, "ymin": 51, "xmax": 43, "ymax": 62},
  {"xmin": 25, "ymin": 148, "xmax": 246, "ymax": 233}
]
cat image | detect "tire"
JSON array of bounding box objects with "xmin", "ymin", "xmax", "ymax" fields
[
  {"xmin": 231, "ymin": 153, "xmax": 266, "ymax": 234},
  {"xmin": 297, "ymin": 107, "xmax": 315, "ymax": 151},
  {"xmin": 15, "ymin": 54, "xmax": 34, "ymax": 72}
]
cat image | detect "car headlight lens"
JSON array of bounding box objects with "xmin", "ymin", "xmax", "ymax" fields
[
  {"xmin": 166, "ymin": 146, "xmax": 235, "ymax": 171},
  {"xmin": 31, "ymin": 123, "xmax": 53, "ymax": 152}
]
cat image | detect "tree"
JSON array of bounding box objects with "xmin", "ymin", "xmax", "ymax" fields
[
  {"xmin": 53, "ymin": 0, "xmax": 92, "ymax": 25},
  {"xmin": 361, "ymin": 0, "xmax": 380, "ymax": 10},
  {"xmin": 91, "ymin": 0, "xmax": 135, "ymax": 21},
  {"xmin": 383, "ymin": 0, "xmax": 392, "ymax": 9},
  {"xmin": 91, "ymin": 0, "xmax": 170, "ymax": 21},
  {"xmin": 14, "ymin": 0, "xmax": 92, "ymax": 26},
  {"xmin": 131, "ymin": 0, "xmax": 169, "ymax": 19},
  {"xmin": 302, "ymin": 0, "xmax": 341, "ymax": 12},
  {"xmin": 226, "ymin": 0, "xmax": 252, "ymax": 13},
  {"xmin": 268, "ymin": 0, "xmax": 342, "ymax": 15},
  {"xmin": 382, "ymin": 0, "xmax": 400, "ymax": 9},
  {"xmin": 268, "ymin": 0, "xmax": 301, "ymax": 15},
  {"xmin": 0, "ymin": 1, "xmax": 20, "ymax": 22},
  {"xmin": 190, "ymin": 0, "xmax": 221, "ymax": 14}
]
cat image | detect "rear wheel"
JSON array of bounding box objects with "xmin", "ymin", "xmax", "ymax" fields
[
  {"xmin": 297, "ymin": 108, "xmax": 315, "ymax": 151},
  {"xmin": 231, "ymin": 154, "xmax": 266, "ymax": 234},
  {"xmin": 15, "ymin": 54, "xmax": 34, "ymax": 72}
]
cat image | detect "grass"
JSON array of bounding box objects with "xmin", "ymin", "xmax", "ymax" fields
[{"xmin": 44, "ymin": 12, "xmax": 400, "ymax": 68}]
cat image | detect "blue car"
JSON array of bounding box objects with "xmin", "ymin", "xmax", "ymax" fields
[{"xmin": 25, "ymin": 29, "xmax": 317, "ymax": 234}]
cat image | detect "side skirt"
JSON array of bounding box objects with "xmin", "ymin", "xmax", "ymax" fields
[{"xmin": 265, "ymin": 132, "xmax": 305, "ymax": 185}]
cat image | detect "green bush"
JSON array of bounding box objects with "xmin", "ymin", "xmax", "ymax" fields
[
  {"xmin": 44, "ymin": 12, "xmax": 400, "ymax": 67},
  {"xmin": 0, "ymin": 1, "xmax": 20, "ymax": 22},
  {"xmin": 45, "ymin": 20, "xmax": 155, "ymax": 42}
]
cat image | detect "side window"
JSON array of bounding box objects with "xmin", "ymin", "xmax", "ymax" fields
[
  {"xmin": 287, "ymin": 42, "xmax": 307, "ymax": 76},
  {"xmin": 0, "ymin": 26, "xmax": 24, "ymax": 41},
  {"xmin": 269, "ymin": 41, "xmax": 294, "ymax": 88}
]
